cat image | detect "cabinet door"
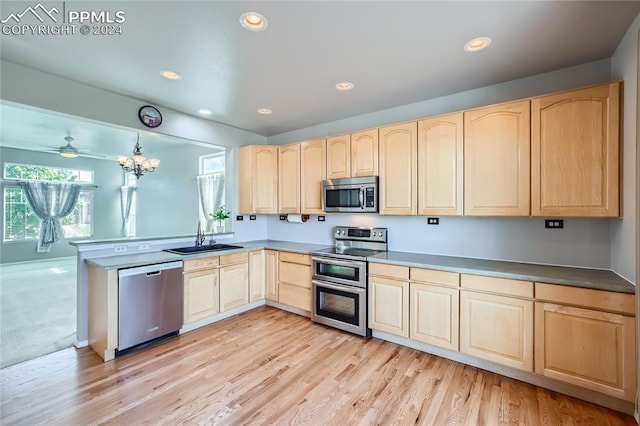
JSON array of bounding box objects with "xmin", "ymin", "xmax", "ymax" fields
[
  {"xmin": 418, "ymin": 112, "xmax": 463, "ymax": 215},
  {"xmin": 326, "ymin": 134, "xmax": 351, "ymax": 179},
  {"xmin": 464, "ymin": 100, "xmax": 530, "ymax": 216},
  {"xmin": 531, "ymin": 82, "xmax": 620, "ymax": 217},
  {"xmin": 351, "ymin": 128, "xmax": 378, "ymax": 177},
  {"xmin": 379, "ymin": 122, "xmax": 417, "ymax": 215},
  {"xmin": 410, "ymin": 282, "xmax": 459, "ymax": 351},
  {"xmin": 300, "ymin": 138, "xmax": 326, "ymax": 214},
  {"xmin": 278, "ymin": 143, "xmax": 301, "ymax": 214},
  {"xmin": 239, "ymin": 145, "xmax": 278, "ymax": 214},
  {"xmin": 535, "ymin": 301, "xmax": 636, "ymax": 401},
  {"xmin": 248, "ymin": 250, "xmax": 265, "ymax": 302},
  {"xmin": 219, "ymin": 262, "xmax": 249, "ymax": 312},
  {"xmin": 460, "ymin": 291, "xmax": 533, "ymax": 371},
  {"xmin": 368, "ymin": 275, "xmax": 409, "ymax": 337},
  {"xmin": 265, "ymin": 250, "xmax": 279, "ymax": 301},
  {"xmin": 183, "ymin": 269, "xmax": 219, "ymax": 323}
]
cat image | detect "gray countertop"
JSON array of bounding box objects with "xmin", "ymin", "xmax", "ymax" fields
[
  {"xmin": 369, "ymin": 251, "xmax": 634, "ymax": 294},
  {"xmin": 84, "ymin": 240, "xmax": 634, "ymax": 294},
  {"xmin": 85, "ymin": 240, "xmax": 331, "ymax": 270}
]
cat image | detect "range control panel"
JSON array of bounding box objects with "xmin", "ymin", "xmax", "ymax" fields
[{"xmin": 334, "ymin": 226, "xmax": 387, "ymax": 243}]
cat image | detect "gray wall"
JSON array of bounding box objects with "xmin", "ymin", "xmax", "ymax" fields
[
  {"xmin": 611, "ymin": 13, "xmax": 639, "ymax": 283},
  {"xmin": 0, "ymin": 147, "xmax": 122, "ymax": 263},
  {"xmin": 265, "ymin": 59, "xmax": 620, "ymax": 271}
]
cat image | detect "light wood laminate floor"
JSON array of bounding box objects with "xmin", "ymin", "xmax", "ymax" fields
[{"xmin": 1, "ymin": 306, "xmax": 635, "ymax": 425}]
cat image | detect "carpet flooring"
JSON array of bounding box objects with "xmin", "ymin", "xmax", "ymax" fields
[{"xmin": 0, "ymin": 257, "xmax": 76, "ymax": 369}]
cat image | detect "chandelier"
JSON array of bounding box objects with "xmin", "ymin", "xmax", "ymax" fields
[{"xmin": 116, "ymin": 134, "xmax": 160, "ymax": 179}]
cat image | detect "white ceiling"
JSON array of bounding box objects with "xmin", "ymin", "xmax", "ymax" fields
[{"xmin": 0, "ymin": 0, "xmax": 639, "ymax": 143}]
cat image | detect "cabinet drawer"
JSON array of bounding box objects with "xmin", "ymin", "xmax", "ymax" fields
[
  {"xmin": 461, "ymin": 274, "xmax": 533, "ymax": 298},
  {"xmin": 369, "ymin": 263, "xmax": 409, "ymax": 280},
  {"xmin": 279, "ymin": 261, "xmax": 311, "ymax": 288},
  {"xmin": 183, "ymin": 256, "xmax": 219, "ymax": 272},
  {"xmin": 220, "ymin": 251, "xmax": 249, "ymax": 266},
  {"xmin": 279, "ymin": 282, "xmax": 311, "ymax": 311},
  {"xmin": 535, "ymin": 283, "xmax": 634, "ymax": 315},
  {"xmin": 279, "ymin": 251, "xmax": 311, "ymax": 265},
  {"xmin": 410, "ymin": 268, "xmax": 459, "ymax": 287}
]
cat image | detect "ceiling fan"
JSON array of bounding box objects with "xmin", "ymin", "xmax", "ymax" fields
[{"xmin": 41, "ymin": 136, "xmax": 106, "ymax": 159}]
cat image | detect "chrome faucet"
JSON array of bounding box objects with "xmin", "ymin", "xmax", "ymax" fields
[{"xmin": 195, "ymin": 221, "xmax": 206, "ymax": 247}]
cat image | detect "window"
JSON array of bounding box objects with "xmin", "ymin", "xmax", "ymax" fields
[
  {"xmin": 198, "ymin": 152, "xmax": 226, "ymax": 229},
  {"xmin": 3, "ymin": 162, "xmax": 94, "ymax": 242}
]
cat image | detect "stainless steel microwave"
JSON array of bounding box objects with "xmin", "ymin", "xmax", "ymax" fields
[{"xmin": 322, "ymin": 176, "xmax": 378, "ymax": 213}]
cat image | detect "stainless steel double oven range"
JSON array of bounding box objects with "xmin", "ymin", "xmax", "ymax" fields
[{"xmin": 311, "ymin": 227, "xmax": 388, "ymax": 337}]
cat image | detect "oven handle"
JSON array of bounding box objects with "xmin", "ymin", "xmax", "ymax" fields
[
  {"xmin": 312, "ymin": 279, "xmax": 366, "ymax": 294},
  {"xmin": 312, "ymin": 256, "xmax": 367, "ymax": 268}
]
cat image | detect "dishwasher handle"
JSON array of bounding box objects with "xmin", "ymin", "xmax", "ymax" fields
[{"xmin": 118, "ymin": 261, "xmax": 183, "ymax": 278}]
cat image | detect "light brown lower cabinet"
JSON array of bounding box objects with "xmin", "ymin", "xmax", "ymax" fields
[
  {"xmin": 219, "ymin": 252, "xmax": 249, "ymax": 312},
  {"xmin": 183, "ymin": 256, "xmax": 220, "ymax": 324},
  {"xmin": 459, "ymin": 274, "xmax": 534, "ymax": 372},
  {"xmin": 534, "ymin": 283, "xmax": 636, "ymax": 402},
  {"xmin": 248, "ymin": 250, "xmax": 265, "ymax": 302},
  {"xmin": 277, "ymin": 252, "xmax": 312, "ymax": 311},
  {"xmin": 265, "ymin": 250, "xmax": 279, "ymax": 301},
  {"xmin": 409, "ymin": 282, "xmax": 459, "ymax": 351},
  {"xmin": 368, "ymin": 264, "xmax": 410, "ymax": 337}
]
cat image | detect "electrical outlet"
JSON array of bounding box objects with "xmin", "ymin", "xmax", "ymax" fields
[
  {"xmin": 544, "ymin": 219, "xmax": 564, "ymax": 229},
  {"xmin": 427, "ymin": 217, "xmax": 439, "ymax": 225},
  {"xmin": 249, "ymin": 215, "xmax": 256, "ymax": 220},
  {"xmin": 114, "ymin": 245, "xmax": 127, "ymax": 253},
  {"xmin": 236, "ymin": 215, "xmax": 244, "ymax": 221},
  {"xmin": 318, "ymin": 216, "xmax": 325, "ymax": 222},
  {"xmin": 279, "ymin": 215, "xmax": 286, "ymax": 220},
  {"xmin": 138, "ymin": 243, "xmax": 150, "ymax": 250}
]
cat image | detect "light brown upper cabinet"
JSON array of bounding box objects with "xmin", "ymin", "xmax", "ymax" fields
[
  {"xmin": 418, "ymin": 112, "xmax": 463, "ymax": 216},
  {"xmin": 350, "ymin": 129, "xmax": 379, "ymax": 177},
  {"xmin": 300, "ymin": 138, "xmax": 326, "ymax": 214},
  {"xmin": 278, "ymin": 143, "xmax": 301, "ymax": 214},
  {"xmin": 531, "ymin": 81, "xmax": 620, "ymax": 217},
  {"xmin": 238, "ymin": 145, "xmax": 278, "ymax": 214},
  {"xmin": 326, "ymin": 134, "xmax": 351, "ymax": 179},
  {"xmin": 326, "ymin": 129, "xmax": 378, "ymax": 179},
  {"xmin": 464, "ymin": 100, "xmax": 531, "ymax": 216},
  {"xmin": 379, "ymin": 122, "xmax": 417, "ymax": 215}
]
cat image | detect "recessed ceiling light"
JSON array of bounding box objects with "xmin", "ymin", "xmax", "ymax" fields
[
  {"xmin": 257, "ymin": 108, "xmax": 272, "ymax": 115},
  {"xmin": 198, "ymin": 109, "xmax": 212, "ymax": 115},
  {"xmin": 240, "ymin": 12, "xmax": 268, "ymax": 32},
  {"xmin": 464, "ymin": 37, "xmax": 492, "ymax": 52},
  {"xmin": 335, "ymin": 82, "xmax": 354, "ymax": 91},
  {"xmin": 160, "ymin": 70, "xmax": 182, "ymax": 80}
]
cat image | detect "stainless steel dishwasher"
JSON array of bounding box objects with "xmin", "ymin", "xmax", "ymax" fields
[{"xmin": 118, "ymin": 261, "xmax": 183, "ymax": 352}]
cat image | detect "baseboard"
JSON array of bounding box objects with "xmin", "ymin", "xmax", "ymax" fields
[
  {"xmin": 180, "ymin": 300, "xmax": 266, "ymax": 334},
  {"xmin": 265, "ymin": 299, "xmax": 311, "ymax": 318},
  {"xmin": 74, "ymin": 340, "xmax": 88, "ymax": 348}
]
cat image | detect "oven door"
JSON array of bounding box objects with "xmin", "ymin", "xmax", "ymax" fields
[
  {"xmin": 312, "ymin": 280, "xmax": 369, "ymax": 337},
  {"xmin": 312, "ymin": 256, "xmax": 366, "ymax": 288}
]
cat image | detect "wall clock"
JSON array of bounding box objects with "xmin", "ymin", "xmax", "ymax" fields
[{"xmin": 138, "ymin": 105, "xmax": 162, "ymax": 128}]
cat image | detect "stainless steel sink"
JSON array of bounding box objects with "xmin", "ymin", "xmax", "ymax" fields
[{"xmin": 164, "ymin": 244, "xmax": 243, "ymax": 255}]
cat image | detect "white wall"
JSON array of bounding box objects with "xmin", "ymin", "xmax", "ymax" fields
[
  {"xmin": 266, "ymin": 59, "xmax": 618, "ymax": 271},
  {"xmin": 611, "ymin": 13, "xmax": 639, "ymax": 284}
]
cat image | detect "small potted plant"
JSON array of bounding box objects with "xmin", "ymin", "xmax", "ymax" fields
[{"xmin": 210, "ymin": 205, "xmax": 231, "ymax": 233}]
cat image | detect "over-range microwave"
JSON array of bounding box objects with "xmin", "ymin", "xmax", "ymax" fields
[{"xmin": 322, "ymin": 176, "xmax": 378, "ymax": 213}]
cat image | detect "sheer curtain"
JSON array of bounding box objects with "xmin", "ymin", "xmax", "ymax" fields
[
  {"xmin": 197, "ymin": 173, "xmax": 225, "ymax": 231},
  {"xmin": 120, "ymin": 185, "xmax": 136, "ymax": 237},
  {"xmin": 18, "ymin": 181, "xmax": 81, "ymax": 253}
]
